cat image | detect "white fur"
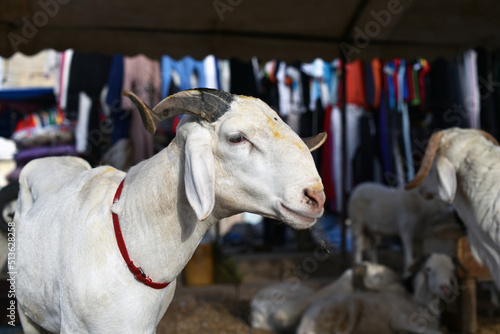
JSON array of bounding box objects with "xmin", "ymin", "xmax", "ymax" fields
[
  {"xmin": 349, "ymin": 182, "xmax": 449, "ymax": 272},
  {"xmin": 14, "ymin": 95, "xmax": 325, "ymax": 333},
  {"xmin": 251, "ymin": 262, "xmax": 402, "ymax": 332},
  {"xmin": 296, "ymin": 254, "xmax": 457, "ymax": 334},
  {"xmin": 297, "ymin": 291, "xmax": 442, "ymax": 334},
  {"xmin": 415, "ymin": 128, "xmax": 500, "ymax": 288}
]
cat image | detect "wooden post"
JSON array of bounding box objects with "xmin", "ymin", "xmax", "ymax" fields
[{"xmin": 460, "ymin": 277, "xmax": 478, "ymax": 334}]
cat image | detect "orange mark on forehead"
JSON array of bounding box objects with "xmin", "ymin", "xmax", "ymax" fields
[
  {"xmin": 266, "ymin": 116, "xmax": 305, "ymax": 150},
  {"xmin": 266, "ymin": 115, "xmax": 285, "ymax": 140}
]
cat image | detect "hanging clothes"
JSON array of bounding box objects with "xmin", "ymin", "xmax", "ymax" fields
[
  {"xmin": 261, "ymin": 60, "xmax": 280, "ymax": 112},
  {"xmin": 229, "ymin": 58, "xmax": 259, "ymax": 97},
  {"xmin": 218, "ymin": 59, "xmax": 231, "ymax": 93},
  {"xmin": 458, "ymin": 50, "xmax": 480, "ymax": 129},
  {"xmin": 203, "ymin": 55, "xmax": 220, "ymax": 90},
  {"xmin": 476, "ymin": 47, "xmax": 497, "ymax": 137},
  {"xmin": 276, "ymin": 61, "xmax": 292, "ymax": 117},
  {"xmin": 0, "ymin": 56, "xmax": 3, "ymax": 90},
  {"xmin": 58, "ymin": 49, "xmax": 73, "ymax": 112},
  {"xmin": 321, "ymin": 104, "xmax": 336, "ymax": 211},
  {"xmin": 122, "ymin": 54, "xmax": 161, "ymax": 165},
  {"xmin": 371, "ymin": 58, "xmax": 383, "ymax": 110},
  {"xmin": 364, "ymin": 61, "xmax": 375, "ymax": 110},
  {"xmin": 396, "ymin": 59, "xmax": 415, "ymax": 181},
  {"xmin": 65, "ymin": 51, "xmax": 112, "ymax": 164},
  {"xmin": 331, "ymin": 106, "xmax": 343, "ymax": 212},
  {"xmin": 286, "ymin": 62, "xmax": 308, "ymax": 116},
  {"xmin": 161, "ymin": 55, "xmax": 206, "ymax": 98},
  {"xmin": 327, "ymin": 60, "xmax": 341, "ymax": 107},
  {"xmin": 429, "ymin": 57, "xmax": 466, "ymax": 129},
  {"xmin": 304, "ymin": 58, "xmax": 330, "ymax": 111},
  {"xmin": 378, "ymin": 91, "xmax": 394, "ymax": 184},
  {"xmin": 106, "ymin": 54, "xmax": 130, "ymax": 144},
  {"xmin": 346, "ymin": 59, "xmax": 367, "ymax": 109}
]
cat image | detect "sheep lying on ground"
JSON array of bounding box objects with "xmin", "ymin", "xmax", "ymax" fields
[
  {"xmin": 349, "ymin": 182, "xmax": 449, "ymax": 272},
  {"xmin": 251, "ymin": 261, "xmax": 402, "ymax": 332},
  {"xmin": 297, "ymin": 253, "xmax": 459, "ymax": 334},
  {"xmin": 297, "ymin": 291, "xmax": 442, "ymax": 334},
  {"xmin": 14, "ymin": 89, "xmax": 327, "ymax": 334},
  {"xmin": 405, "ymin": 128, "xmax": 500, "ymax": 288},
  {"xmin": 250, "ymin": 283, "xmax": 316, "ymax": 332}
]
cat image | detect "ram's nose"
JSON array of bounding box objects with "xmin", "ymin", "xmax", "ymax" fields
[{"xmin": 304, "ymin": 188, "xmax": 326, "ymax": 210}]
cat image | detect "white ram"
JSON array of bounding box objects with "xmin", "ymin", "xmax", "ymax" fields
[
  {"xmin": 14, "ymin": 89, "xmax": 327, "ymax": 334},
  {"xmin": 348, "ymin": 182, "xmax": 449, "ymax": 272},
  {"xmin": 297, "ymin": 291, "xmax": 442, "ymax": 334},
  {"xmin": 251, "ymin": 261, "xmax": 403, "ymax": 332},
  {"xmin": 405, "ymin": 128, "xmax": 500, "ymax": 288},
  {"xmin": 297, "ymin": 253, "xmax": 459, "ymax": 334}
]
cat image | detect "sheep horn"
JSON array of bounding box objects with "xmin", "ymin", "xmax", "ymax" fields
[
  {"xmin": 476, "ymin": 129, "xmax": 499, "ymax": 146},
  {"xmin": 405, "ymin": 131, "xmax": 443, "ymax": 190},
  {"xmin": 122, "ymin": 89, "xmax": 234, "ymax": 134},
  {"xmin": 303, "ymin": 132, "xmax": 327, "ymax": 152}
]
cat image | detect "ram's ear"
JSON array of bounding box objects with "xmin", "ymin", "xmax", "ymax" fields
[
  {"xmin": 184, "ymin": 127, "xmax": 215, "ymax": 221},
  {"xmin": 436, "ymin": 156, "xmax": 456, "ymax": 203}
]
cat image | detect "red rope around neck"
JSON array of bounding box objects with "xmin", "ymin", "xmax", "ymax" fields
[{"xmin": 112, "ymin": 179, "xmax": 169, "ymax": 289}]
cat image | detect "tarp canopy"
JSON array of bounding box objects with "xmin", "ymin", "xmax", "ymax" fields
[{"xmin": 1, "ymin": 0, "xmax": 500, "ymax": 61}]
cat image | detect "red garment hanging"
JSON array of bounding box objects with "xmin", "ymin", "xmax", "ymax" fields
[
  {"xmin": 346, "ymin": 59, "xmax": 367, "ymax": 109},
  {"xmin": 371, "ymin": 58, "xmax": 383, "ymax": 110},
  {"xmin": 320, "ymin": 104, "xmax": 336, "ymax": 203}
]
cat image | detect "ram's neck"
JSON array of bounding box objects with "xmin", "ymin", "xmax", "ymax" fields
[
  {"xmin": 451, "ymin": 151, "xmax": 500, "ymax": 283},
  {"xmin": 452, "ymin": 148, "xmax": 500, "ymax": 230},
  {"xmin": 111, "ymin": 138, "xmax": 218, "ymax": 284}
]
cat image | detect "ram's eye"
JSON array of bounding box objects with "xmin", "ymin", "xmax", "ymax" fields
[{"xmin": 228, "ymin": 134, "xmax": 245, "ymax": 143}]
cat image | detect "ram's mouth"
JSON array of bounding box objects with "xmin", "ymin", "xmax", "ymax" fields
[{"xmin": 277, "ymin": 203, "xmax": 322, "ymax": 228}]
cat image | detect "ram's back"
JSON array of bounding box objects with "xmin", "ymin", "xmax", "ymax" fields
[
  {"xmin": 15, "ymin": 156, "xmax": 126, "ymax": 332},
  {"xmin": 17, "ymin": 156, "xmax": 92, "ymax": 218},
  {"xmin": 348, "ymin": 183, "xmax": 401, "ymax": 227}
]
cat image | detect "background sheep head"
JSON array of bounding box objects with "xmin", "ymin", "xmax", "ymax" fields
[
  {"xmin": 405, "ymin": 128, "xmax": 499, "ymax": 203},
  {"xmin": 408, "ymin": 253, "xmax": 460, "ymax": 303},
  {"xmin": 124, "ymin": 89, "xmax": 326, "ymax": 229}
]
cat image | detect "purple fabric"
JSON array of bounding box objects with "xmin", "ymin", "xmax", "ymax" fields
[
  {"xmin": 15, "ymin": 145, "xmax": 77, "ymax": 165},
  {"xmin": 378, "ymin": 90, "xmax": 392, "ymax": 178}
]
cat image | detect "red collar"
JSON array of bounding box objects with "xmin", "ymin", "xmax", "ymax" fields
[{"xmin": 112, "ymin": 179, "xmax": 169, "ymax": 289}]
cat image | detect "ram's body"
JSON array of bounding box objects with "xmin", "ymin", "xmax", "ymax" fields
[
  {"xmin": 349, "ymin": 182, "xmax": 448, "ymax": 271},
  {"xmin": 297, "ymin": 253, "xmax": 457, "ymax": 334},
  {"xmin": 406, "ymin": 128, "xmax": 500, "ymax": 288},
  {"xmin": 251, "ymin": 262, "xmax": 403, "ymax": 332},
  {"xmin": 14, "ymin": 89, "xmax": 326, "ymax": 333},
  {"xmin": 297, "ymin": 291, "xmax": 442, "ymax": 334}
]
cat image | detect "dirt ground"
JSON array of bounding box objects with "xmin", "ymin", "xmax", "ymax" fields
[
  {"xmin": 156, "ymin": 283, "xmax": 500, "ymax": 334},
  {"xmin": 1, "ymin": 283, "xmax": 499, "ymax": 333},
  {"xmin": 157, "ymin": 284, "xmax": 271, "ymax": 334}
]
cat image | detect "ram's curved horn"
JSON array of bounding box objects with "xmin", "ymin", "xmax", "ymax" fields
[
  {"xmin": 476, "ymin": 129, "xmax": 499, "ymax": 146},
  {"xmin": 303, "ymin": 132, "xmax": 327, "ymax": 152},
  {"xmin": 122, "ymin": 89, "xmax": 234, "ymax": 134},
  {"xmin": 405, "ymin": 131, "xmax": 443, "ymax": 190}
]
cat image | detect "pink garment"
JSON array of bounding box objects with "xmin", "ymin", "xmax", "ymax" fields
[{"xmin": 122, "ymin": 55, "xmax": 161, "ymax": 165}]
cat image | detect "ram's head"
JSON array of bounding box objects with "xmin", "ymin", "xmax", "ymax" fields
[
  {"xmin": 124, "ymin": 89, "xmax": 326, "ymax": 229},
  {"xmin": 405, "ymin": 128, "xmax": 498, "ymax": 204}
]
